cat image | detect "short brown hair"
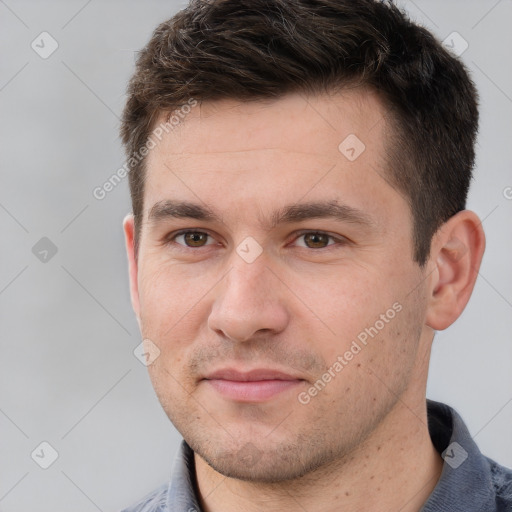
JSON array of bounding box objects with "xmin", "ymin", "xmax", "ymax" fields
[{"xmin": 120, "ymin": 0, "xmax": 479, "ymax": 266}]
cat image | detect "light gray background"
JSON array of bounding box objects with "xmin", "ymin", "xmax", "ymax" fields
[{"xmin": 0, "ymin": 1, "xmax": 511, "ymax": 510}]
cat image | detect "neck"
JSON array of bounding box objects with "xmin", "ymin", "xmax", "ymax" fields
[{"xmin": 194, "ymin": 397, "xmax": 443, "ymax": 512}]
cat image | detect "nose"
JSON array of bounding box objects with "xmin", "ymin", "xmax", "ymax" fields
[{"xmin": 207, "ymin": 255, "xmax": 290, "ymax": 343}]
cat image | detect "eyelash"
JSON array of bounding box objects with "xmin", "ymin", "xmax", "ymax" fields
[{"xmin": 164, "ymin": 229, "xmax": 347, "ymax": 251}]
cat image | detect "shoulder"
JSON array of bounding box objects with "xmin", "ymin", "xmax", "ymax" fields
[
  {"xmin": 121, "ymin": 482, "xmax": 169, "ymax": 512},
  {"xmin": 486, "ymin": 456, "xmax": 512, "ymax": 511}
]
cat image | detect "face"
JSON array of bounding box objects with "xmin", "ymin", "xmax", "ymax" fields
[{"xmin": 125, "ymin": 90, "xmax": 431, "ymax": 482}]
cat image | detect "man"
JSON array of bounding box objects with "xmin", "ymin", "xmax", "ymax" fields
[{"xmin": 119, "ymin": 0, "xmax": 512, "ymax": 510}]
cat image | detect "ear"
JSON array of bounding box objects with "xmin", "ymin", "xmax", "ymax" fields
[
  {"xmin": 425, "ymin": 210, "xmax": 486, "ymax": 330},
  {"xmin": 123, "ymin": 214, "xmax": 141, "ymax": 328}
]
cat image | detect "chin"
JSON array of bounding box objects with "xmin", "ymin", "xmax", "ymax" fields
[{"xmin": 193, "ymin": 441, "xmax": 327, "ymax": 483}]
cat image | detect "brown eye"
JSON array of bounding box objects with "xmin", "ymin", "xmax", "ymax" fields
[
  {"xmin": 183, "ymin": 232, "xmax": 209, "ymax": 247},
  {"xmin": 302, "ymin": 232, "xmax": 331, "ymax": 248},
  {"xmin": 169, "ymin": 231, "xmax": 213, "ymax": 247}
]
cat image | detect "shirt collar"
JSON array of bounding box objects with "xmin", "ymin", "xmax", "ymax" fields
[
  {"xmin": 166, "ymin": 438, "xmax": 202, "ymax": 512},
  {"xmin": 421, "ymin": 399, "xmax": 496, "ymax": 511},
  {"xmin": 164, "ymin": 400, "xmax": 502, "ymax": 512}
]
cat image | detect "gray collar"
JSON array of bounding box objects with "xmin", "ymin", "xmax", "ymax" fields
[{"xmin": 128, "ymin": 400, "xmax": 511, "ymax": 511}]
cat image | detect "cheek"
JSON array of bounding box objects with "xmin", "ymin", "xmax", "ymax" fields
[
  {"xmin": 296, "ymin": 270, "xmax": 395, "ymax": 348},
  {"xmin": 296, "ymin": 264, "xmax": 421, "ymax": 378},
  {"xmin": 137, "ymin": 261, "xmax": 212, "ymax": 348}
]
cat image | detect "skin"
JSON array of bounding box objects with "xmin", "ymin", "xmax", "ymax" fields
[{"xmin": 123, "ymin": 89, "xmax": 485, "ymax": 512}]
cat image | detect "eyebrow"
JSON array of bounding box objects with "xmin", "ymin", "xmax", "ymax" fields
[{"xmin": 147, "ymin": 199, "xmax": 376, "ymax": 230}]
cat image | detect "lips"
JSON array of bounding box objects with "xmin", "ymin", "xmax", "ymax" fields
[
  {"xmin": 203, "ymin": 368, "xmax": 304, "ymax": 402},
  {"xmin": 205, "ymin": 368, "xmax": 302, "ymax": 382}
]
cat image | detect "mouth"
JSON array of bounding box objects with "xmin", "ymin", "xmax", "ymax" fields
[{"xmin": 202, "ymin": 368, "xmax": 305, "ymax": 402}]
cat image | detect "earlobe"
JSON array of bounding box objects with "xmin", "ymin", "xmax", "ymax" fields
[
  {"xmin": 123, "ymin": 214, "xmax": 141, "ymax": 325},
  {"xmin": 425, "ymin": 210, "xmax": 486, "ymax": 331}
]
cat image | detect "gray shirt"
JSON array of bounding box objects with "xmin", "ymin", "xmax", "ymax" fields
[{"xmin": 122, "ymin": 400, "xmax": 512, "ymax": 511}]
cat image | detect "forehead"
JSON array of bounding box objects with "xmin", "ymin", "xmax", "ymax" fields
[
  {"xmin": 151, "ymin": 89, "xmax": 388, "ymax": 159},
  {"xmin": 142, "ymin": 90, "xmax": 406, "ymax": 232}
]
